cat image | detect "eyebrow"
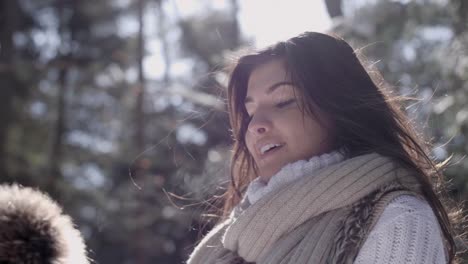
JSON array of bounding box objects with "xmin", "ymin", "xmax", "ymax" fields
[{"xmin": 244, "ymin": 81, "xmax": 294, "ymax": 104}]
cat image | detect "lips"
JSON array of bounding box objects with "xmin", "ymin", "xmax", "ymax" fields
[
  {"xmin": 254, "ymin": 140, "xmax": 285, "ymax": 160},
  {"xmin": 260, "ymin": 143, "xmax": 282, "ymax": 154}
]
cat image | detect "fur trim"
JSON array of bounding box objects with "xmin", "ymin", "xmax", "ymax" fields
[
  {"xmin": 0, "ymin": 184, "xmax": 90, "ymax": 264},
  {"xmin": 327, "ymin": 182, "xmax": 412, "ymax": 263}
]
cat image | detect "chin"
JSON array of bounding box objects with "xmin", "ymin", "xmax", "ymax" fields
[{"xmin": 259, "ymin": 174, "xmax": 271, "ymax": 183}]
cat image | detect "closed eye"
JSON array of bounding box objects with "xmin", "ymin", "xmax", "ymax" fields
[
  {"xmin": 276, "ymin": 99, "xmax": 296, "ymax": 108},
  {"xmin": 245, "ymin": 98, "xmax": 296, "ymax": 123}
]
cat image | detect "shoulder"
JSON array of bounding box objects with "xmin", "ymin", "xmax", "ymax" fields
[
  {"xmin": 376, "ymin": 194, "xmax": 436, "ymax": 225},
  {"xmin": 355, "ymin": 194, "xmax": 448, "ymax": 264}
]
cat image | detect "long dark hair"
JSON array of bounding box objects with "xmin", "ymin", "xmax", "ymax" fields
[{"xmin": 219, "ymin": 32, "xmax": 465, "ymax": 262}]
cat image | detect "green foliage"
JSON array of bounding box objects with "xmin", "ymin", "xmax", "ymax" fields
[
  {"xmin": 4, "ymin": 0, "xmax": 466, "ymax": 262},
  {"xmin": 1, "ymin": 0, "xmax": 240, "ymax": 263},
  {"xmin": 333, "ymin": 0, "xmax": 468, "ymax": 201}
]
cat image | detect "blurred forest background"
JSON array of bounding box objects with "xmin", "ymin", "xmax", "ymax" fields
[{"xmin": 0, "ymin": 0, "xmax": 467, "ymax": 263}]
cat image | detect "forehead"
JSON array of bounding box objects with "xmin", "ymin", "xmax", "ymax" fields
[{"xmin": 247, "ymin": 59, "xmax": 289, "ymax": 94}]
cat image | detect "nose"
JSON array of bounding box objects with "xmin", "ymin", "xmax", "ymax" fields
[{"xmin": 247, "ymin": 112, "xmax": 272, "ymax": 136}]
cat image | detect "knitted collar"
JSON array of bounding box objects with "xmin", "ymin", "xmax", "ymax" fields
[
  {"xmin": 245, "ymin": 149, "xmax": 346, "ymax": 205},
  {"xmin": 222, "ymin": 153, "xmax": 420, "ymax": 262}
]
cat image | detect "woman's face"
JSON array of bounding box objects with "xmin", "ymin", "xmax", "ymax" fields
[{"xmin": 244, "ymin": 59, "xmax": 335, "ymax": 182}]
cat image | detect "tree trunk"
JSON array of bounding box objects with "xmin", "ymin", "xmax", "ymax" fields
[
  {"xmin": 324, "ymin": 0, "xmax": 343, "ymax": 18},
  {"xmin": 135, "ymin": 0, "xmax": 146, "ymax": 153},
  {"xmin": 156, "ymin": 0, "xmax": 171, "ymax": 85},
  {"xmin": 135, "ymin": 2, "xmax": 147, "ymax": 261},
  {"xmin": 230, "ymin": 0, "xmax": 241, "ymax": 47},
  {"xmin": 48, "ymin": 65, "xmax": 67, "ymax": 195},
  {"xmin": 452, "ymin": 0, "xmax": 468, "ymax": 35},
  {"xmin": 47, "ymin": 0, "xmax": 69, "ymax": 197},
  {"xmin": 0, "ymin": 0, "xmax": 19, "ymax": 179}
]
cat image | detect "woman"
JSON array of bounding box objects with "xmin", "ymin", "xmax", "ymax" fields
[{"xmin": 187, "ymin": 32, "xmax": 462, "ymax": 263}]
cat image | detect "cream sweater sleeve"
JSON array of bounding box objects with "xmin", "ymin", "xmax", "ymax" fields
[{"xmin": 354, "ymin": 195, "xmax": 447, "ymax": 264}]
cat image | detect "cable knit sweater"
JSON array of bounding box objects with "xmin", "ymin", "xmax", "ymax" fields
[
  {"xmin": 245, "ymin": 150, "xmax": 447, "ymax": 263},
  {"xmin": 355, "ymin": 194, "xmax": 447, "ymax": 263}
]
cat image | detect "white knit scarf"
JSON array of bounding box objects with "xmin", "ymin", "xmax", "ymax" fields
[{"xmin": 245, "ymin": 149, "xmax": 346, "ymax": 205}]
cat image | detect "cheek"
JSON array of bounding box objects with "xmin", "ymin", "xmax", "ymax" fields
[
  {"xmin": 286, "ymin": 116, "xmax": 330, "ymax": 148},
  {"xmin": 244, "ymin": 133, "xmax": 254, "ymax": 153}
]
